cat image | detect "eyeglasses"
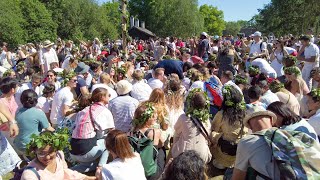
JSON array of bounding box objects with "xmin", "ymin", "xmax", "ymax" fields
[
  {"xmin": 71, "ymin": 79, "xmax": 78, "ymax": 83},
  {"xmin": 36, "ymin": 151, "xmax": 56, "ymax": 158}
]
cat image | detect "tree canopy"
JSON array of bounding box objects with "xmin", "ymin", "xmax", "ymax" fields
[{"xmin": 199, "ymin": 4, "xmax": 225, "ymax": 36}]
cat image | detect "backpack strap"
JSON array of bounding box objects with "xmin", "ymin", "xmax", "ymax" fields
[
  {"xmin": 144, "ymin": 128, "xmax": 155, "ymax": 141},
  {"xmin": 190, "ymin": 116, "xmax": 213, "ymax": 145},
  {"xmin": 25, "ymin": 166, "xmax": 40, "ymax": 180}
]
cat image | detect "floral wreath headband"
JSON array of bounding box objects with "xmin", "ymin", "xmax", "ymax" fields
[
  {"xmin": 269, "ymin": 81, "xmax": 285, "ymax": 93},
  {"xmin": 282, "ymin": 55, "xmax": 297, "ymax": 65},
  {"xmin": 59, "ymin": 71, "xmax": 77, "ymax": 87},
  {"xmin": 248, "ymin": 65, "xmax": 260, "ymax": 75},
  {"xmin": 132, "ymin": 103, "xmax": 155, "ymax": 127},
  {"xmin": 284, "ymin": 66, "xmax": 301, "ymax": 76},
  {"xmin": 234, "ymin": 75, "xmax": 248, "ymax": 85},
  {"xmin": 310, "ymin": 88, "xmax": 320, "ymax": 101},
  {"xmin": 222, "ymin": 85, "xmax": 246, "ymax": 110},
  {"xmin": 117, "ymin": 67, "xmax": 127, "ymax": 75},
  {"xmin": 26, "ymin": 128, "xmax": 70, "ymax": 157},
  {"xmin": 186, "ymin": 88, "xmax": 211, "ymax": 122}
]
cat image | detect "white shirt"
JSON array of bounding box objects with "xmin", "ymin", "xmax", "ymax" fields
[
  {"xmin": 101, "ymin": 153, "xmax": 146, "ymax": 180},
  {"xmin": 147, "ymin": 78, "xmax": 163, "ymax": 90},
  {"xmin": 15, "ymin": 82, "xmax": 41, "ymax": 108},
  {"xmin": 284, "ymin": 47, "xmax": 296, "ymax": 55},
  {"xmin": 304, "ymin": 43, "xmax": 319, "ymax": 66},
  {"xmin": 40, "ymin": 48, "xmax": 59, "ymax": 73},
  {"xmin": 223, "ymin": 80, "xmax": 243, "ymax": 95},
  {"xmin": 61, "ymin": 55, "xmax": 73, "ymax": 69},
  {"xmin": 131, "ymin": 80, "xmax": 152, "ymax": 102},
  {"xmin": 260, "ymin": 90, "xmax": 280, "ymax": 107},
  {"xmin": 36, "ymin": 96, "xmax": 52, "ymax": 114},
  {"xmin": 252, "ymin": 58, "xmax": 277, "ymax": 77},
  {"xmin": 91, "ymin": 83, "xmax": 118, "ymax": 101},
  {"xmin": 50, "ymin": 87, "xmax": 74, "ymax": 125},
  {"xmin": 308, "ymin": 109, "xmax": 320, "ymax": 137},
  {"xmin": 249, "ymin": 40, "xmax": 267, "ymax": 55}
]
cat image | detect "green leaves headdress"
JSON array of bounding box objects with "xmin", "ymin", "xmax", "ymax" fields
[
  {"xmin": 186, "ymin": 88, "xmax": 211, "ymax": 122},
  {"xmin": 26, "ymin": 128, "xmax": 71, "ymax": 157},
  {"xmin": 310, "ymin": 88, "xmax": 320, "ymax": 101},
  {"xmin": 284, "ymin": 66, "xmax": 301, "ymax": 76},
  {"xmin": 222, "ymin": 85, "xmax": 246, "ymax": 110},
  {"xmin": 132, "ymin": 103, "xmax": 155, "ymax": 127}
]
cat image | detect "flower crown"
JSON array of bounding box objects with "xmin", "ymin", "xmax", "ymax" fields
[
  {"xmin": 26, "ymin": 128, "xmax": 71, "ymax": 157},
  {"xmin": 248, "ymin": 65, "xmax": 260, "ymax": 75},
  {"xmin": 132, "ymin": 103, "xmax": 155, "ymax": 127},
  {"xmin": 59, "ymin": 71, "xmax": 77, "ymax": 87},
  {"xmin": 310, "ymin": 88, "xmax": 320, "ymax": 101},
  {"xmin": 222, "ymin": 85, "xmax": 246, "ymax": 110},
  {"xmin": 284, "ymin": 66, "xmax": 301, "ymax": 76},
  {"xmin": 269, "ymin": 81, "xmax": 284, "ymax": 93},
  {"xmin": 186, "ymin": 88, "xmax": 211, "ymax": 122},
  {"xmin": 117, "ymin": 67, "xmax": 127, "ymax": 75},
  {"xmin": 283, "ymin": 55, "xmax": 297, "ymax": 65},
  {"xmin": 234, "ymin": 75, "xmax": 248, "ymax": 85}
]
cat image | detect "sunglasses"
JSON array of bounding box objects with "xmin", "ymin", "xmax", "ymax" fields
[{"xmin": 71, "ymin": 79, "xmax": 78, "ymax": 83}]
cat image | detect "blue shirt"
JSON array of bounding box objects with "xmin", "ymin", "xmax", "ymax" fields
[
  {"xmin": 154, "ymin": 60, "xmax": 184, "ymax": 79},
  {"xmin": 14, "ymin": 107, "xmax": 49, "ymax": 152}
]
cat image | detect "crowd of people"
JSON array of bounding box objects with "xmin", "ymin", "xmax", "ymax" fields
[{"xmin": 0, "ymin": 29, "xmax": 320, "ymax": 180}]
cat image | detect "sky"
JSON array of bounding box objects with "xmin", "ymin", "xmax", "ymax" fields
[
  {"xmin": 199, "ymin": 0, "xmax": 271, "ymax": 21},
  {"xmin": 98, "ymin": 0, "xmax": 271, "ymax": 22}
]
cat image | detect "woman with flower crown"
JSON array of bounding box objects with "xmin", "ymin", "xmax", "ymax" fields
[
  {"xmin": 131, "ymin": 102, "xmax": 165, "ymax": 180},
  {"xmin": 171, "ymin": 88, "xmax": 212, "ymax": 163},
  {"xmin": 284, "ymin": 66, "xmax": 310, "ymax": 116},
  {"xmin": 210, "ymin": 85, "xmax": 248, "ymax": 170}
]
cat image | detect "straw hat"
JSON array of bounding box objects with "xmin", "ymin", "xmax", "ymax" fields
[
  {"xmin": 43, "ymin": 40, "xmax": 54, "ymax": 48},
  {"xmin": 243, "ymin": 106, "xmax": 277, "ymax": 128},
  {"xmin": 116, "ymin": 80, "xmax": 132, "ymax": 95}
]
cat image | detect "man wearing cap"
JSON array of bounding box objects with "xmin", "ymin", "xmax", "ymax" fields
[
  {"xmin": 231, "ymin": 106, "xmax": 280, "ymax": 180},
  {"xmin": 298, "ymin": 35, "xmax": 319, "ymax": 89},
  {"xmin": 198, "ymin": 32, "xmax": 210, "ymax": 61},
  {"xmin": 40, "ymin": 40, "xmax": 59, "ymax": 74},
  {"xmin": 242, "ymin": 31, "xmax": 268, "ymax": 58},
  {"xmin": 74, "ymin": 62, "xmax": 90, "ymax": 97},
  {"xmin": 108, "ymin": 80, "xmax": 139, "ymax": 132}
]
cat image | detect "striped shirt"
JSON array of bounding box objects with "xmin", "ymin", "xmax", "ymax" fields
[
  {"xmin": 108, "ymin": 95, "xmax": 139, "ymax": 132},
  {"xmin": 72, "ymin": 102, "xmax": 114, "ymax": 139}
]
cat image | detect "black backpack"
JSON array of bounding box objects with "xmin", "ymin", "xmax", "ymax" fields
[{"xmin": 11, "ymin": 160, "xmax": 40, "ymax": 180}]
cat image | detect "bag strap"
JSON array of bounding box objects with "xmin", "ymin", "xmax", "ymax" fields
[
  {"xmin": 190, "ymin": 116, "xmax": 213, "ymax": 144},
  {"xmin": 25, "ymin": 166, "xmax": 40, "ymax": 180},
  {"xmin": 89, "ymin": 105, "xmax": 97, "ymax": 132},
  {"xmin": 144, "ymin": 128, "xmax": 155, "ymax": 141}
]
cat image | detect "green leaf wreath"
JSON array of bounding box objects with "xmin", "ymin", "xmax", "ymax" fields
[
  {"xmin": 310, "ymin": 88, "xmax": 320, "ymax": 101},
  {"xmin": 26, "ymin": 128, "xmax": 71, "ymax": 157},
  {"xmin": 132, "ymin": 103, "xmax": 155, "ymax": 127},
  {"xmin": 234, "ymin": 74, "xmax": 248, "ymax": 85},
  {"xmin": 269, "ymin": 80, "xmax": 285, "ymax": 93},
  {"xmin": 222, "ymin": 85, "xmax": 246, "ymax": 110},
  {"xmin": 59, "ymin": 71, "xmax": 77, "ymax": 87},
  {"xmin": 248, "ymin": 65, "xmax": 260, "ymax": 76},
  {"xmin": 186, "ymin": 88, "xmax": 211, "ymax": 122},
  {"xmin": 284, "ymin": 66, "xmax": 301, "ymax": 76}
]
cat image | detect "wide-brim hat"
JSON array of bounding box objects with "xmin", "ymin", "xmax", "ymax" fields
[
  {"xmin": 116, "ymin": 80, "xmax": 132, "ymax": 95},
  {"xmin": 74, "ymin": 62, "xmax": 90, "ymax": 74},
  {"xmin": 43, "ymin": 40, "xmax": 54, "ymax": 48},
  {"xmin": 243, "ymin": 106, "xmax": 277, "ymax": 128}
]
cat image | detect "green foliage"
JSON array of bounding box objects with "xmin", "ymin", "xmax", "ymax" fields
[
  {"xmin": 224, "ymin": 21, "xmax": 242, "ymax": 36},
  {"xmin": 26, "ymin": 128, "xmax": 71, "ymax": 157},
  {"xmin": 0, "ymin": 0, "xmax": 26, "ymax": 47},
  {"xmin": 199, "ymin": 4, "xmax": 225, "ymax": 36},
  {"xmin": 255, "ymin": 0, "xmax": 320, "ymax": 36},
  {"xmin": 186, "ymin": 88, "xmax": 211, "ymax": 122},
  {"xmin": 132, "ymin": 103, "xmax": 155, "ymax": 127},
  {"xmin": 129, "ymin": 0, "xmax": 205, "ymax": 38},
  {"xmin": 20, "ymin": 0, "xmax": 57, "ymax": 42}
]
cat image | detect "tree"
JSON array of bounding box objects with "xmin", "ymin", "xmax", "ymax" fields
[
  {"xmin": 20, "ymin": 0, "xmax": 57, "ymax": 42},
  {"xmin": 224, "ymin": 21, "xmax": 241, "ymax": 36},
  {"xmin": 199, "ymin": 4, "xmax": 225, "ymax": 36},
  {"xmin": 128, "ymin": 0, "xmax": 204, "ymax": 38},
  {"xmin": 0, "ymin": 0, "xmax": 26, "ymax": 47}
]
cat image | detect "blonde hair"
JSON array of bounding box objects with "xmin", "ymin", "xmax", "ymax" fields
[{"xmin": 146, "ymin": 88, "xmax": 168, "ymax": 125}]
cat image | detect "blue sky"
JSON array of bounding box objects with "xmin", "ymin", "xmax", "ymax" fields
[
  {"xmin": 199, "ymin": 0, "xmax": 271, "ymax": 21},
  {"xmin": 98, "ymin": 0, "xmax": 271, "ymax": 21}
]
